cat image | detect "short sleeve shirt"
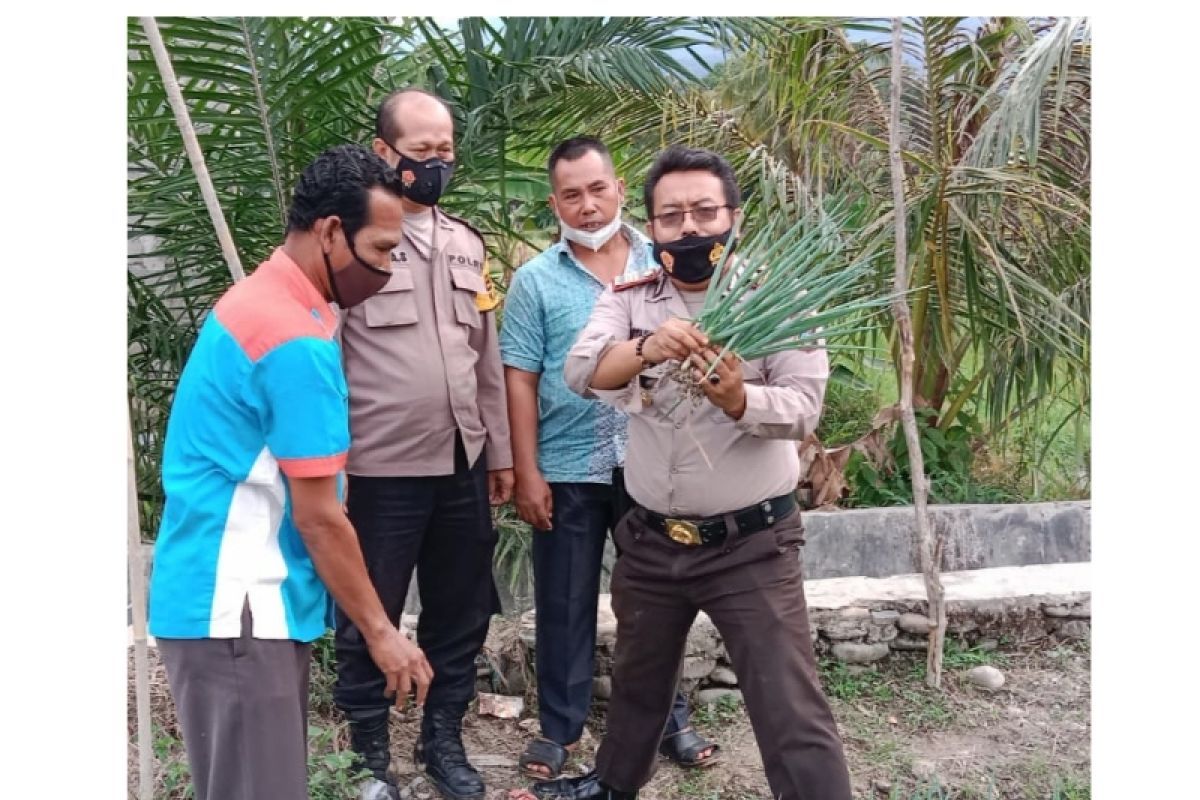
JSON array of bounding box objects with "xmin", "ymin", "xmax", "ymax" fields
[
  {"xmin": 148, "ymin": 248, "xmax": 348, "ymax": 642},
  {"xmin": 499, "ymin": 225, "xmax": 656, "ymax": 483}
]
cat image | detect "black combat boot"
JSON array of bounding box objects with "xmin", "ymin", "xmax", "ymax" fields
[
  {"xmin": 530, "ymin": 770, "xmax": 638, "ymax": 800},
  {"xmin": 348, "ymin": 710, "xmax": 400, "ymax": 800},
  {"xmin": 414, "ymin": 705, "xmax": 486, "ymax": 800}
]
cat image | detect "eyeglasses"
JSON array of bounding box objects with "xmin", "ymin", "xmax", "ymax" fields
[{"xmin": 651, "ymin": 204, "xmax": 731, "ymax": 229}]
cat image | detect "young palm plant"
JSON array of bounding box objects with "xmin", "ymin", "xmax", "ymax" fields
[
  {"xmin": 128, "ymin": 16, "xmax": 406, "ymax": 537},
  {"xmin": 407, "ymin": 16, "xmax": 748, "ymax": 279},
  {"xmin": 127, "ymin": 16, "xmax": 740, "ymax": 537},
  {"xmin": 652, "ymin": 16, "xmax": 1090, "ymax": 496}
]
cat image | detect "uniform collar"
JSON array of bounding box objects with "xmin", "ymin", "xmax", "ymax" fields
[
  {"xmin": 646, "ymin": 269, "xmax": 673, "ymax": 302},
  {"xmin": 434, "ymin": 207, "xmax": 456, "ymax": 231},
  {"xmin": 647, "ymin": 268, "xmax": 708, "ymax": 323}
]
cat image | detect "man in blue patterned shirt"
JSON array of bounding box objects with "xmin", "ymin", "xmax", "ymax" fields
[{"xmin": 501, "ymin": 137, "xmax": 718, "ymax": 781}]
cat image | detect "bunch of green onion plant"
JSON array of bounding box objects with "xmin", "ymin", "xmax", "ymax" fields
[{"xmin": 670, "ymin": 208, "xmax": 895, "ymax": 404}]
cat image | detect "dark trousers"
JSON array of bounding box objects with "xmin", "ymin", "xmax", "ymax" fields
[
  {"xmin": 532, "ymin": 470, "xmax": 689, "ymax": 746},
  {"xmin": 159, "ymin": 603, "xmax": 312, "ymax": 800},
  {"xmin": 334, "ymin": 439, "xmax": 500, "ymax": 716},
  {"xmin": 594, "ymin": 506, "xmax": 853, "ymax": 800}
]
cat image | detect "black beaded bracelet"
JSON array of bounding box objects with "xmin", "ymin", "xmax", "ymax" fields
[{"xmin": 634, "ymin": 332, "xmax": 653, "ymax": 366}]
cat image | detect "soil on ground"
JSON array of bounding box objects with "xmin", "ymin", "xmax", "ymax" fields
[{"xmin": 128, "ymin": 617, "xmax": 1090, "ymax": 800}]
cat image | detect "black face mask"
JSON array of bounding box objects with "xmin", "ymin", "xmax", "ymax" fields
[
  {"xmin": 652, "ymin": 229, "xmax": 732, "ymax": 284},
  {"xmin": 386, "ymin": 143, "xmax": 455, "ymax": 207},
  {"xmin": 323, "ymin": 234, "xmax": 392, "ymax": 309}
]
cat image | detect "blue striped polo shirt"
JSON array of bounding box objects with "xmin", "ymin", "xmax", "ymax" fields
[{"xmin": 148, "ymin": 248, "xmax": 348, "ymax": 642}]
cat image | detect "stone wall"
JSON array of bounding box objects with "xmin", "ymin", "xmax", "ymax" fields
[{"xmin": 514, "ymin": 563, "xmax": 1090, "ymax": 698}]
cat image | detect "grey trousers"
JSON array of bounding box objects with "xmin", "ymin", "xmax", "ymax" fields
[{"xmin": 158, "ymin": 604, "xmax": 313, "ymax": 800}]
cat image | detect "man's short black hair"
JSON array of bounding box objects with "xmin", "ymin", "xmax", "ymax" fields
[
  {"xmin": 374, "ymin": 87, "xmax": 455, "ymax": 144},
  {"xmin": 547, "ymin": 136, "xmax": 613, "ymax": 186},
  {"xmin": 285, "ymin": 144, "xmax": 404, "ymax": 240},
  {"xmin": 643, "ymin": 145, "xmax": 740, "ymax": 216}
]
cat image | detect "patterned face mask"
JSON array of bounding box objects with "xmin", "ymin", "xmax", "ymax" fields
[
  {"xmin": 387, "ymin": 144, "xmax": 455, "ymax": 207},
  {"xmin": 653, "ymin": 229, "xmax": 732, "ymax": 284}
]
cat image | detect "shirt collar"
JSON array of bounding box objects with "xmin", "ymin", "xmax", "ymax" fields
[
  {"xmin": 258, "ymin": 247, "xmax": 338, "ymax": 329},
  {"xmin": 553, "ymin": 223, "xmax": 656, "ymax": 281}
]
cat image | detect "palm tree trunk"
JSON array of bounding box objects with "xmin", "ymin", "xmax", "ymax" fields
[
  {"xmin": 127, "ymin": 410, "xmax": 153, "ymax": 800},
  {"xmin": 140, "ymin": 16, "xmax": 245, "ymax": 283},
  {"xmin": 889, "ymin": 17, "xmax": 947, "ymax": 688}
]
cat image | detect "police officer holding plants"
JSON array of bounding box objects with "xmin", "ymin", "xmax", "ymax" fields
[{"xmin": 525, "ymin": 144, "xmax": 855, "ymax": 800}]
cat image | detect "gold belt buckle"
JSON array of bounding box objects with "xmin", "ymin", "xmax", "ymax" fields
[{"xmin": 665, "ymin": 518, "xmax": 702, "ymax": 546}]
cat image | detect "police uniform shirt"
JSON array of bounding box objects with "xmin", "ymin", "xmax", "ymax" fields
[
  {"xmin": 338, "ymin": 207, "xmax": 511, "ymax": 476},
  {"xmin": 564, "ymin": 269, "xmax": 828, "ymax": 518}
]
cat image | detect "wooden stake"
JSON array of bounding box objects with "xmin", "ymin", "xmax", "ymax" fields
[
  {"xmin": 889, "ymin": 17, "xmax": 947, "ymax": 688},
  {"xmin": 140, "ymin": 16, "xmax": 245, "ymax": 283},
  {"xmin": 128, "ymin": 411, "xmax": 154, "ymax": 800}
]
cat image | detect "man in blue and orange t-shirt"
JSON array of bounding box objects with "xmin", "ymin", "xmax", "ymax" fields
[{"xmin": 148, "ymin": 145, "xmax": 433, "ymax": 800}]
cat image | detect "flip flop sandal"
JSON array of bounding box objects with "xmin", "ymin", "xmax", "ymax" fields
[
  {"xmin": 518, "ymin": 737, "xmax": 571, "ymax": 781},
  {"xmin": 658, "ymin": 727, "xmax": 721, "ymax": 768}
]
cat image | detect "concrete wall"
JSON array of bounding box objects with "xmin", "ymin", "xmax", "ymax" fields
[
  {"xmin": 801, "ymin": 496, "xmax": 1094, "ymax": 578},
  {"xmin": 493, "ymin": 500, "xmax": 1090, "ymax": 614},
  {"xmin": 134, "ymin": 500, "xmax": 1091, "ymax": 618},
  {"xmin": 799, "ymin": 500, "xmax": 1091, "ymax": 580}
]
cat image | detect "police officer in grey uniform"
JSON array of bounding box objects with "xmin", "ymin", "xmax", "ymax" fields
[
  {"xmin": 335, "ymin": 88, "xmax": 514, "ymax": 800},
  {"xmin": 528, "ymin": 145, "xmax": 853, "ymax": 800}
]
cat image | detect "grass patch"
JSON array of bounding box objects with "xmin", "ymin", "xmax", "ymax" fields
[
  {"xmin": 692, "ymin": 693, "xmax": 744, "ymax": 727},
  {"xmin": 886, "ymin": 780, "xmax": 955, "ymax": 799},
  {"xmin": 986, "ymin": 752, "xmax": 1092, "ymax": 800},
  {"xmin": 819, "ymin": 660, "xmax": 894, "ymax": 702},
  {"xmin": 674, "ymin": 770, "xmax": 718, "ymax": 799},
  {"xmin": 669, "ymin": 768, "xmax": 763, "ymax": 800},
  {"xmin": 1052, "ymin": 775, "xmax": 1091, "ymax": 800},
  {"xmin": 902, "ymin": 638, "xmax": 1009, "ymax": 681},
  {"xmin": 307, "ymin": 723, "xmax": 372, "ymax": 800},
  {"xmin": 896, "ymin": 685, "xmax": 955, "ymax": 729},
  {"xmin": 150, "ymin": 721, "xmax": 194, "ymax": 799},
  {"xmin": 142, "ymin": 720, "xmax": 368, "ymax": 800},
  {"xmin": 941, "ymin": 638, "xmax": 1008, "ymax": 670},
  {"xmin": 818, "ymin": 656, "xmax": 958, "ymax": 743},
  {"xmin": 863, "ymin": 736, "xmax": 910, "ymax": 772}
]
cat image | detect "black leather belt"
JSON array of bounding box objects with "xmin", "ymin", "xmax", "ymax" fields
[{"xmin": 639, "ymin": 493, "xmax": 797, "ymax": 547}]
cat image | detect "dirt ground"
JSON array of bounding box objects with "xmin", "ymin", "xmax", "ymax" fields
[{"xmin": 129, "ymin": 619, "xmax": 1089, "ymax": 800}]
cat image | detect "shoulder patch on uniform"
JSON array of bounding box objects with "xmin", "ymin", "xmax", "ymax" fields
[
  {"xmin": 475, "ymin": 258, "xmax": 501, "ymax": 312},
  {"xmin": 439, "ymin": 210, "xmax": 487, "ymax": 246},
  {"xmin": 612, "ymin": 268, "xmax": 662, "ymax": 292}
]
